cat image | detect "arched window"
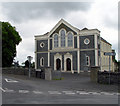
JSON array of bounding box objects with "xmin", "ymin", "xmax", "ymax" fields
[
  {"xmin": 40, "ymin": 57, "xmax": 44, "ymax": 67},
  {"xmin": 68, "ymin": 32, "xmax": 73, "ymax": 47},
  {"xmin": 60, "ymin": 29, "xmax": 65, "ymax": 47},
  {"xmin": 54, "ymin": 34, "xmax": 58, "ymax": 48}
]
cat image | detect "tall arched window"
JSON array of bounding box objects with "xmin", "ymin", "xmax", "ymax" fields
[
  {"xmin": 60, "ymin": 29, "xmax": 65, "ymax": 47},
  {"xmin": 68, "ymin": 32, "xmax": 73, "ymax": 47},
  {"xmin": 54, "ymin": 34, "xmax": 58, "ymax": 48}
]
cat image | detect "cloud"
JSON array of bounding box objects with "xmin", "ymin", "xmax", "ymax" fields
[
  {"xmin": 1, "ymin": 1, "xmax": 119, "ymax": 63},
  {"xmin": 103, "ymin": 5, "xmax": 118, "ymax": 30},
  {"xmin": 1, "ymin": 2, "xmax": 92, "ymax": 23},
  {"xmin": 16, "ymin": 37, "xmax": 35, "ymax": 63}
]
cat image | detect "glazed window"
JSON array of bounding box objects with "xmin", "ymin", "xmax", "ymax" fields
[
  {"xmin": 68, "ymin": 32, "xmax": 73, "ymax": 47},
  {"xmin": 86, "ymin": 56, "xmax": 90, "ymax": 66},
  {"xmin": 54, "ymin": 34, "xmax": 59, "ymax": 48},
  {"xmin": 84, "ymin": 38, "xmax": 90, "ymax": 45},
  {"xmin": 60, "ymin": 29, "xmax": 65, "ymax": 47},
  {"xmin": 40, "ymin": 57, "xmax": 44, "ymax": 67}
]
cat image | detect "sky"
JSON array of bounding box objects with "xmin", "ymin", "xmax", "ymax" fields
[{"xmin": 0, "ymin": 0, "xmax": 119, "ymax": 65}]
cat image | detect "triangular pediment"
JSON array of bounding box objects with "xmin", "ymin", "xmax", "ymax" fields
[{"xmin": 48, "ymin": 19, "xmax": 79, "ymax": 37}]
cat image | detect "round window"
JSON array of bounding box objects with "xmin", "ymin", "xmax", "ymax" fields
[
  {"xmin": 84, "ymin": 38, "xmax": 90, "ymax": 45},
  {"xmin": 40, "ymin": 42, "xmax": 45, "ymax": 48}
]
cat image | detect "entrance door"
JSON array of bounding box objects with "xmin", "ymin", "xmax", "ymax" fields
[
  {"xmin": 56, "ymin": 58, "xmax": 61, "ymax": 70},
  {"xmin": 66, "ymin": 58, "xmax": 71, "ymax": 71}
]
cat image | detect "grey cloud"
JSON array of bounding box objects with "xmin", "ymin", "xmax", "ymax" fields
[
  {"xmin": 104, "ymin": 16, "xmax": 118, "ymax": 30},
  {"xmin": 1, "ymin": 2, "xmax": 92, "ymax": 23}
]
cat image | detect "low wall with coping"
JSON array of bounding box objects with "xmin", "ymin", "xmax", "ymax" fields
[
  {"xmin": 98, "ymin": 71, "xmax": 120, "ymax": 84},
  {"xmin": 90, "ymin": 66, "xmax": 120, "ymax": 84},
  {"xmin": 2, "ymin": 68, "xmax": 36, "ymax": 77},
  {"xmin": 2, "ymin": 68, "xmax": 62, "ymax": 80}
]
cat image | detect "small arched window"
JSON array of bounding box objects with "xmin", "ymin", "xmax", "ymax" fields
[
  {"xmin": 40, "ymin": 57, "xmax": 44, "ymax": 67},
  {"xmin": 54, "ymin": 34, "xmax": 58, "ymax": 48},
  {"xmin": 68, "ymin": 32, "xmax": 73, "ymax": 47},
  {"xmin": 60, "ymin": 29, "xmax": 65, "ymax": 47}
]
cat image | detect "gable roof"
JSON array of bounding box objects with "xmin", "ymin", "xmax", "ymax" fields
[
  {"xmin": 48, "ymin": 19, "xmax": 80, "ymax": 37},
  {"xmin": 35, "ymin": 19, "xmax": 100, "ymax": 38},
  {"xmin": 101, "ymin": 37, "xmax": 111, "ymax": 46}
]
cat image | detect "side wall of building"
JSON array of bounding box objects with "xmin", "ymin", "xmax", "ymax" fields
[{"xmin": 100, "ymin": 40, "xmax": 113, "ymax": 71}]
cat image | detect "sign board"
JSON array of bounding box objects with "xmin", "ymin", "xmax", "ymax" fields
[{"xmin": 104, "ymin": 52, "xmax": 116, "ymax": 56}]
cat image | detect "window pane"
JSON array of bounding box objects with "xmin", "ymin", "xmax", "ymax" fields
[
  {"xmin": 42, "ymin": 58, "xmax": 44, "ymax": 66},
  {"xmin": 60, "ymin": 30, "xmax": 65, "ymax": 47},
  {"xmin": 68, "ymin": 32, "xmax": 73, "ymax": 47},
  {"xmin": 40, "ymin": 58, "xmax": 44, "ymax": 66},
  {"xmin": 54, "ymin": 34, "xmax": 58, "ymax": 48}
]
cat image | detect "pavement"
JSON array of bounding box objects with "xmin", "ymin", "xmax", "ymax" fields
[{"xmin": 1, "ymin": 72, "xmax": 119, "ymax": 104}]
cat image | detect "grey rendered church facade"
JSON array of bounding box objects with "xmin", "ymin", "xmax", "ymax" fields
[{"xmin": 35, "ymin": 19, "xmax": 114, "ymax": 73}]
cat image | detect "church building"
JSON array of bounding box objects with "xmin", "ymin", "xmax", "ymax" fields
[{"xmin": 35, "ymin": 19, "xmax": 115, "ymax": 73}]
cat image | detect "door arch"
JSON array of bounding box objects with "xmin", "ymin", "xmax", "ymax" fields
[
  {"xmin": 56, "ymin": 58, "xmax": 61, "ymax": 70},
  {"xmin": 66, "ymin": 58, "xmax": 71, "ymax": 71}
]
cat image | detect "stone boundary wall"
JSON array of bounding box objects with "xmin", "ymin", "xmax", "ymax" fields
[
  {"xmin": 2, "ymin": 68, "xmax": 61, "ymax": 80},
  {"xmin": 2, "ymin": 68, "xmax": 36, "ymax": 77},
  {"xmin": 98, "ymin": 71, "xmax": 120, "ymax": 84}
]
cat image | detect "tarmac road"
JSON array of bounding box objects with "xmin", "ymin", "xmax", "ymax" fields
[{"xmin": 1, "ymin": 73, "xmax": 119, "ymax": 104}]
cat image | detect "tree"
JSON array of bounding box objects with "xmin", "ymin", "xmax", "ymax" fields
[
  {"xmin": 25, "ymin": 60, "xmax": 29, "ymax": 68},
  {"xmin": 31, "ymin": 62, "xmax": 35, "ymax": 68},
  {"xmin": 1, "ymin": 22, "xmax": 22, "ymax": 67}
]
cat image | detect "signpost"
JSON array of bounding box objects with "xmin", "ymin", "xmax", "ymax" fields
[
  {"xmin": 104, "ymin": 52, "xmax": 116, "ymax": 84},
  {"xmin": 27, "ymin": 56, "xmax": 33, "ymax": 78}
]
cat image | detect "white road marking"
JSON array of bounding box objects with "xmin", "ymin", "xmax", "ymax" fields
[
  {"xmin": 48, "ymin": 91, "xmax": 62, "ymax": 94},
  {"xmin": 5, "ymin": 89, "xmax": 15, "ymax": 93},
  {"xmin": 62, "ymin": 91, "xmax": 75, "ymax": 95},
  {"xmin": 89, "ymin": 92, "xmax": 101, "ymax": 95},
  {"xmin": 1, "ymin": 88, "xmax": 119, "ymax": 96},
  {"xmin": 0, "ymin": 87, "xmax": 5, "ymax": 92},
  {"xmin": 19, "ymin": 90, "xmax": 29, "ymax": 93},
  {"xmin": 4, "ymin": 88, "xmax": 15, "ymax": 93},
  {"xmin": 100, "ymin": 92, "xmax": 115, "ymax": 95},
  {"xmin": 5, "ymin": 78, "xmax": 18, "ymax": 83},
  {"xmin": 76, "ymin": 91, "xmax": 89, "ymax": 95},
  {"xmin": 33, "ymin": 91, "xmax": 43, "ymax": 94},
  {"xmin": 116, "ymin": 93, "xmax": 120, "ymax": 95}
]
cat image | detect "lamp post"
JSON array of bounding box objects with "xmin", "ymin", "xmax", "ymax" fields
[{"xmin": 27, "ymin": 56, "xmax": 33, "ymax": 78}]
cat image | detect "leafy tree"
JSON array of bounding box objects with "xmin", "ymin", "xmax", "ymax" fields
[
  {"xmin": 31, "ymin": 62, "xmax": 35, "ymax": 68},
  {"xmin": 25, "ymin": 60, "xmax": 29, "ymax": 68},
  {"xmin": 1, "ymin": 22, "xmax": 22, "ymax": 67}
]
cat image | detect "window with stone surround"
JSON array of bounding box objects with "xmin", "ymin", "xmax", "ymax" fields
[
  {"xmin": 68, "ymin": 32, "xmax": 73, "ymax": 47},
  {"xmin": 54, "ymin": 34, "xmax": 59, "ymax": 48},
  {"xmin": 60, "ymin": 29, "xmax": 66, "ymax": 47},
  {"xmin": 40, "ymin": 57, "xmax": 44, "ymax": 67}
]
